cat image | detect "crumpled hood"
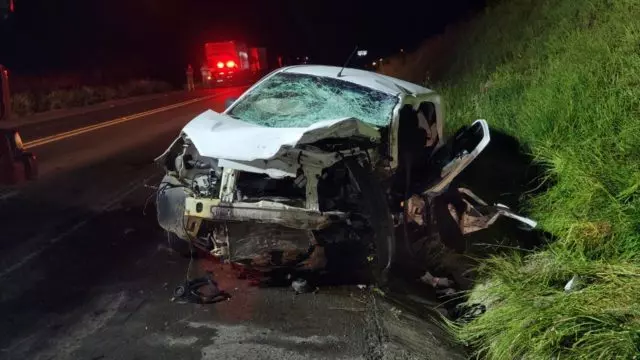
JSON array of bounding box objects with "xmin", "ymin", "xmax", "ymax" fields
[{"xmin": 157, "ymin": 110, "xmax": 381, "ymax": 162}]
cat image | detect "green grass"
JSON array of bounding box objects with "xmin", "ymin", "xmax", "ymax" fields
[{"xmin": 386, "ymin": 0, "xmax": 640, "ymax": 358}]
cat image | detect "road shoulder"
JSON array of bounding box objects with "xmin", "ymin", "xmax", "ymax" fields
[{"xmin": 2, "ymin": 90, "xmax": 211, "ymax": 129}]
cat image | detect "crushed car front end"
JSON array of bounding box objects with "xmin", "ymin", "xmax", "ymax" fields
[
  {"xmin": 155, "ymin": 66, "xmax": 410, "ymax": 276},
  {"xmin": 154, "ymin": 65, "xmax": 536, "ymax": 282}
]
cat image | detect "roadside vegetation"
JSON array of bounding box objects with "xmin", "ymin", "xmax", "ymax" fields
[
  {"xmin": 10, "ymin": 79, "xmax": 172, "ymax": 117},
  {"xmin": 382, "ymin": 0, "xmax": 640, "ymax": 358}
]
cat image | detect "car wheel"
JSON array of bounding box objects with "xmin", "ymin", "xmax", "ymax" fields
[{"xmin": 342, "ymin": 158, "xmax": 396, "ymax": 285}]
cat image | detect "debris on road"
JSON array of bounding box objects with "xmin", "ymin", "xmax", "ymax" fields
[
  {"xmin": 291, "ymin": 278, "xmax": 310, "ymax": 294},
  {"xmin": 171, "ymin": 272, "xmax": 230, "ymax": 304},
  {"xmin": 419, "ymin": 271, "xmax": 454, "ymax": 288}
]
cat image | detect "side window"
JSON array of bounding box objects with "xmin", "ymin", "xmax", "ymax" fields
[
  {"xmin": 397, "ymin": 101, "xmax": 438, "ymax": 161},
  {"xmin": 397, "ymin": 105, "xmax": 425, "ymax": 157},
  {"xmin": 417, "ymin": 102, "xmax": 438, "ymax": 147}
]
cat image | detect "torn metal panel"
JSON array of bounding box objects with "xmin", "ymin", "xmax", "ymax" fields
[
  {"xmin": 218, "ymin": 147, "xmax": 369, "ymax": 179},
  {"xmin": 223, "ymin": 222, "xmax": 315, "ymax": 265},
  {"xmin": 184, "ymin": 197, "xmax": 346, "ymax": 230},
  {"xmin": 159, "ymin": 110, "xmax": 381, "ymax": 165},
  {"xmin": 424, "ymin": 119, "xmax": 491, "ymax": 197},
  {"xmin": 218, "ymin": 159, "xmax": 295, "ymax": 179},
  {"xmin": 156, "ymin": 175, "xmax": 190, "ymax": 239},
  {"xmin": 303, "ymin": 167, "xmax": 321, "ymax": 211},
  {"xmin": 445, "ymin": 188, "xmax": 537, "ymax": 235},
  {"xmin": 404, "ymin": 194, "xmax": 426, "ymax": 226},
  {"xmin": 219, "ymin": 168, "xmax": 238, "ymax": 202}
]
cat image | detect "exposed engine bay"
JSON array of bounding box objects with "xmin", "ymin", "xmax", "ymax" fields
[{"xmin": 156, "ymin": 112, "xmax": 393, "ymax": 278}]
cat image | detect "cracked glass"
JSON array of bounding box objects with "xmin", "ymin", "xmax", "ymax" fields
[{"xmin": 228, "ymin": 72, "xmax": 398, "ymax": 128}]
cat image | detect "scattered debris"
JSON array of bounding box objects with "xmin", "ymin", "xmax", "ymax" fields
[
  {"xmin": 564, "ymin": 275, "xmax": 581, "ymax": 292},
  {"xmin": 390, "ymin": 306, "xmax": 402, "ymax": 318},
  {"xmin": 446, "ymin": 188, "xmax": 537, "ymax": 235},
  {"xmin": 171, "ymin": 272, "xmax": 230, "ymax": 304},
  {"xmin": 291, "ymin": 278, "xmax": 311, "ymax": 294},
  {"xmin": 436, "ymin": 288, "xmax": 456, "ymax": 298},
  {"xmin": 372, "ymin": 287, "xmax": 386, "ymax": 297},
  {"xmin": 405, "ymin": 194, "xmax": 426, "ymax": 226},
  {"xmin": 419, "ymin": 271, "xmax": 454, "ymax": 288},
  {"xmin": 452, "ymin": 303, "xmax": 486, "ymax": 324},
  {"xmin": 297, "ymin": 246, "xmax": 327, "ymax": 271}
]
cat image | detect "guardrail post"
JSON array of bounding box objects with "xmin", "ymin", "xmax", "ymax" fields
[{"xmin": 0, "ymin": 65, "xmax": 11, "ymax": 121}]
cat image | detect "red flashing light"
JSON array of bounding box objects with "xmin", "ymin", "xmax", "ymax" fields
[
  {"xmin": 10, "ymin": 0, "xmax": 15, "ymax": 12},
  {"xmin": 216, "ymin": 62, "xmax": 224, "ymax": 69},
  {"xmin": 226, "ymin": 60, "xmax": 236, "ymax": 68}
]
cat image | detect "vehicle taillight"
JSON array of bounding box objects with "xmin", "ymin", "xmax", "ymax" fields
[
  {"xmin": 226, "ymin": 61, "xmax": 236, "ymax": 68},
  {"xmin": 216, "ymin": 62, "xmax": 224, "ymax": 69}
]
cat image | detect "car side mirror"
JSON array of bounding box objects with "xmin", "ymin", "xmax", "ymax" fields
[{"xmin": 224, "ymin": 97, "xmax": 238, "ymax": 110}]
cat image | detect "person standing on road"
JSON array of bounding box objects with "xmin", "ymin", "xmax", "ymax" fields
[
  {"xmin": 200, "ymin": 63, "xmax": 210, "ymax": 88},
  {"xmin": 186, "ymin": 64, "xmax": 195, "ymax": 91}
]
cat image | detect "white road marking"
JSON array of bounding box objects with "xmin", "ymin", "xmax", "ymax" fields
[{"xmin": 23, "ymin": 90, "xmax": 232, "ymax": 149}]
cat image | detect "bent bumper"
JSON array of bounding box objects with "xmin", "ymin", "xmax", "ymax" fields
[{"xmin": 184, "ymin": 197, "xmax": 346, "ymax": 230}]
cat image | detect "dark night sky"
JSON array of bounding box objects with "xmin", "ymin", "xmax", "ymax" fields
[{"xmin": 0, "ymin": 0, "xmax": 484, "ymax": 80}]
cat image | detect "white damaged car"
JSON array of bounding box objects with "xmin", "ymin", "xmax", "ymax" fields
[{"xmin": 155, "ymin": 65, "xmax": 535, "ymax": 282}]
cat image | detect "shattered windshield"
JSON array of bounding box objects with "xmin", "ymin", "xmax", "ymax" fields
[{"xmin": 227, "ymin": 72, "xmax": 398, "ymax": 127}]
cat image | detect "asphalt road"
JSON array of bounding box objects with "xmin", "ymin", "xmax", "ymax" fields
[{"xmin": 0, "ymin": 88, "xmax": 464, "ymax": 360}]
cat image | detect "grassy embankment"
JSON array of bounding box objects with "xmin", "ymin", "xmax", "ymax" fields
[
  {"xmin": 11, "ymin": 79, "xmax": 172, "ymax": 117},
  {"xmin": 382, "ymin": 0, "xmax": 640, "ymax": 358}
]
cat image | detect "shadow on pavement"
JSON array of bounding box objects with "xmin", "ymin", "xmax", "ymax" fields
[{"xmin": 0, "ymin": 203, "xmax": 163, "ymax": 354}]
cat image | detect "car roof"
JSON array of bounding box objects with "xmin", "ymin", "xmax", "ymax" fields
[{"xmin": 278, "ymin": 65, "xmax": 433, "ymax": 96}]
